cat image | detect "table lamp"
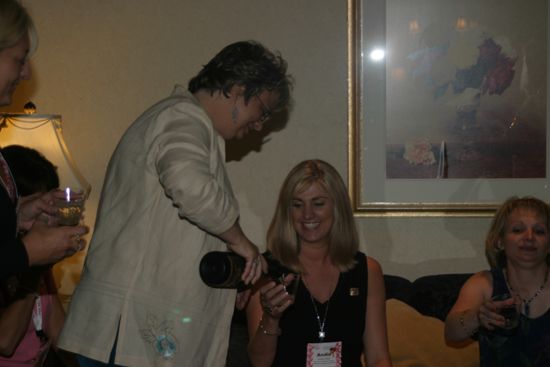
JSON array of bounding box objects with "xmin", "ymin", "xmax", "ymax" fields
[{"xmin": 0, "ymin": 102, "xmax": 91, "ymax": 196}]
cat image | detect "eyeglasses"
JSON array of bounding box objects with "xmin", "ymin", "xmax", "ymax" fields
[{"xmin": 255, "ymin": 95, "xmax": 272, "ymax": 123}]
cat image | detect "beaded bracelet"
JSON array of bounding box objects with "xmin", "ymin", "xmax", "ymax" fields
[{"xmin": 259, "ymin": 319, "xmax": 282, "ymax": 336}]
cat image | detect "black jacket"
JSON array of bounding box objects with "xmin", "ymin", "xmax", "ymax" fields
[{"xmin": 0, "ymin": 187, "xmax": 28, "ymax": 279}]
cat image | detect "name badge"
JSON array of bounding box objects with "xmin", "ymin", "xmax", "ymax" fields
[{"xmin": 306, "ymin": 341, "xmax": 342, "ymax": 367}]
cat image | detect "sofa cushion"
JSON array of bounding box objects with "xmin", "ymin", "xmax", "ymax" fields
[
  {"xmin": 386, "ymin": 299, "xmax": 479, "ymax": 367},
  {"xmin": 408, "ymin": 274, "xmax": 472, "ymax": 321},
  {"xmin": 384, "ymin": 274, "xmax": 413, "ymax": 303},
  {"xmin": 384, "ymin": 273, "xmax": 472, "ymax": 321}
]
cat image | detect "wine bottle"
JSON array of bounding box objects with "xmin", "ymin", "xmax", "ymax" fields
[
  {"xmin": 199, "ymin": 251, "xmax": 293, "ymax": 290},
  {"xmin": 199, "ymin": 251, "xmax": 246, "ymax": 289}
]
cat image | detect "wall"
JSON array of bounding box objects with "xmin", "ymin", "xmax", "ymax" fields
[{"xmin": 3, "ymin": 0, "xmax": 492, "ymax": 299}]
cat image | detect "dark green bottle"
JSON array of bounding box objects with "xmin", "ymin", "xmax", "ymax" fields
[{"xmin": 199, "ymin": 251, "xmax": 293, "ymax": 290}]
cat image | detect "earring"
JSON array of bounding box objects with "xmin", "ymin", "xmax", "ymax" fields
[{"xmin": 231, "ymin": 106, "xmax": 238, "ymax": 124}]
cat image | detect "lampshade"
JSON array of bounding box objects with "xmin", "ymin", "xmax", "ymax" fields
[{"xmin": 0, "ymin": 112, "xmax": 91, "ymax": 196}]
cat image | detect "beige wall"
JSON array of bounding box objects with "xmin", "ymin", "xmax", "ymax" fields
[{"xmin": 4, "ymin": 0, "xmax": 492, "ymax": 298}]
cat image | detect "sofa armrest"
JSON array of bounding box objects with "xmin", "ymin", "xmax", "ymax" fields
[{"xmin": 386, "ymin": 299, "xmax": 479, "ymax": 367}]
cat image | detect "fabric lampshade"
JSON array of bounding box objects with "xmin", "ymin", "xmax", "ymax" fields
[{"xmin": 0, "ymin": 112, "xmax": 91, "ymax": 195}]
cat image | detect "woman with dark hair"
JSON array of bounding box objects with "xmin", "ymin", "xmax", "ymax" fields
[
  {"xmin": 1, "ymin": 145, "xmax": 59, "ymax": 195},
  {"xmin": 59, "ymin": 40, "xmax": 293, "ymax": 367},
  {"xmin": 0, "ymin": 145, "xmax": 78, "ymax": 367},
  {"xmin": 445, "ymin": 196, "xmax": 550, "ymax": 366},
  {"xmin": 0, "ymin": 0, "xmax": 88, "ymax": 280},
  {"xmin": 247, "ymin": 159, "xmax": 392, "ymax": 367}
]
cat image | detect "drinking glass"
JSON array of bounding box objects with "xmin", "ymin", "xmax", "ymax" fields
[
  {"xmin": 55, "ymin": 187, "xmax": 85, "ymax": 226},
  {"xmin": 492, "ymin": 293, "xmax": 519, "ymax": 332},
  {"xmin": 280, "ymin": 273, "xmax": 301, "ymax": 297}
]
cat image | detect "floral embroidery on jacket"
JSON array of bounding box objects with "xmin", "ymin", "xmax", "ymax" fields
[{"xmin": 139, "ymin": 313, "xmax": 178, "ymax": 360}]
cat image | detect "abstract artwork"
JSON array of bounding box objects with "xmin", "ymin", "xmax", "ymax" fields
[{"xmin": 385, "ymin": 0, "xmax": 547, "ymax": 179}]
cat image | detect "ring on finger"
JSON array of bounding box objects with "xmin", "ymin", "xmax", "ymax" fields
[{"xmin": 75, "ymin": 235, "xmax": 83, "ymax": 250}]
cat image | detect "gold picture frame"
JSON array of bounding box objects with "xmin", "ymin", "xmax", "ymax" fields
[{"xmin": 347, "ymin": 0, "xmax": 548, "ymax": 217}]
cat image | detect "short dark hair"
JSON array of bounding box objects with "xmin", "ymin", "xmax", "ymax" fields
[
  {"xmin": 1, "ymin": 145, "xmax": 59, "ymax": 196},
  {"xmin": 188, "ymin": 40, "xmax": 292, "ymax": 111}
]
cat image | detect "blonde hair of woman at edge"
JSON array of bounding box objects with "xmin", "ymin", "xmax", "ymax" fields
[{"xmin": 0, "ymin": 0, "xmax": 37, "ymax": 57}]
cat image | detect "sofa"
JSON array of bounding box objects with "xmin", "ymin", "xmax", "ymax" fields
[
  {"xmin": 226, "ymin": 273, "xmax": 480, "ymax": 367},
  {"xmin": 382, "ymin": 273, "xmax": 479, "ymax": 367}
]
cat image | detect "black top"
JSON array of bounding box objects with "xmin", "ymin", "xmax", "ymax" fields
[
  {"xmin": 479, "ymin": 267, "xmax": 550, "ymax": 366},
  {"xmin": 273, "ymin": 252, "xmax": 368, "ymax": 367},
  {"xmin": 0, "ymin": 179, "xmax": 27, "ymax": 280}
]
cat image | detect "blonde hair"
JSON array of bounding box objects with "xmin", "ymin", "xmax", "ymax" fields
[
  {"xmin": 267, "ymin": 160, "xmax": 358, "ymax": 273},
  {"xmin": 0, "ymin": 0, "xmax": 38, "ymax": 57},
  {"xmin": 485, "ymin": 196, "xmax": 550, "ymax": 268}
]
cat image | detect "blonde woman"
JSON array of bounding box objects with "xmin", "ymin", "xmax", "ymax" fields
[
  {"xmin": 445, "ymin": 196, "xmax": 550, "ymax": 366},
  {"xmin": 0, "ymin": 0, "xmax": 88, "ymax": 280},
  {"xmin": 247, "ymin": 159, "xmax": 392, "ymax": 367}
]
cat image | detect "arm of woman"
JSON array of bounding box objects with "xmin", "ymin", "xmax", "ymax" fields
[
  {"xmin": 0, "ymin": 293, "xmax": 36, "ymax": 356},
  {"xmin": 246, "ymin": 278, "xmax": 293, "ymax": 367},
  {"xmin": 444, "ymin": 271, "xmax": 492, "ymax": 343},
  {"xmin": 363, "ymin": 257, "xmax": 393, "ymax": 367},
  {"xmin": 45, "ymin": 296, "xmax": 79, "ymax": 367},
  {"xmin": 44, "ymin": 295, "xmax": 64, "ymax": 347},
  {"xmin": 155, "ymin": 114, "xmax": 264, "ymax": 284}
]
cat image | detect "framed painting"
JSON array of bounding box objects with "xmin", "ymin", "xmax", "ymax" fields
[{"xmin": 348, "ymin": 0, "xmax": 549, "ymax": 217}]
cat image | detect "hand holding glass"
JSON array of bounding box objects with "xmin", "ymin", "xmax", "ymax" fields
[
  {"xmin": 279, "ymin": 273, "xmax": 300, "ymax": 297},
  {"xmin": 492, "ymin": 293, "xmax": 519, "ymax": 331}
]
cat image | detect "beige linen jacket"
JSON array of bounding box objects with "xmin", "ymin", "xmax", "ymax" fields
[{"xmin": 59, "ymin": 86, "xmax": 240, "ymax": 366}]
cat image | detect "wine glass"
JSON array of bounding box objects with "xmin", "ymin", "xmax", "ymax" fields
[{"xmin": 492, "ymin": 293, "xmax": 520, "ymax": 334}]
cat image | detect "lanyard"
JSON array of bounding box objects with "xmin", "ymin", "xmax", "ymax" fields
[{"xmin": 31, "ymin": 296, "xmax": 47, "ymax": 341}]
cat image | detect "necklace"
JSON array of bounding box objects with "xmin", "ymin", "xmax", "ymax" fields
[
  {"xmin": 506, "ymin": 266, "xmax": 549, "ymax": 317},
  {"xmin": 309, "ymin": 293, "xmax": 331, "ymax": 341},
  {"xmin": 302, "ymin": 267, "xmax": 338, "ymax": 342}
]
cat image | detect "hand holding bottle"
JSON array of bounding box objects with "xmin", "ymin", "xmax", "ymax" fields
[{"xmin": 218, "ymin": 221, "xmax": 267, "ymax": 285}]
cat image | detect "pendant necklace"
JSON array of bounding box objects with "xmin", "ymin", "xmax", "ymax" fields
[
  {"xmin": 309, "ymin": 293, "xmax": 331, "ymax": 341},
  {"xmin": 302, "ymin": 268, "xmax": 338, "ymax": 342},
  {"xmin": 506, "ymin": 266, "xmax": 549, "ymax": 317}
]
